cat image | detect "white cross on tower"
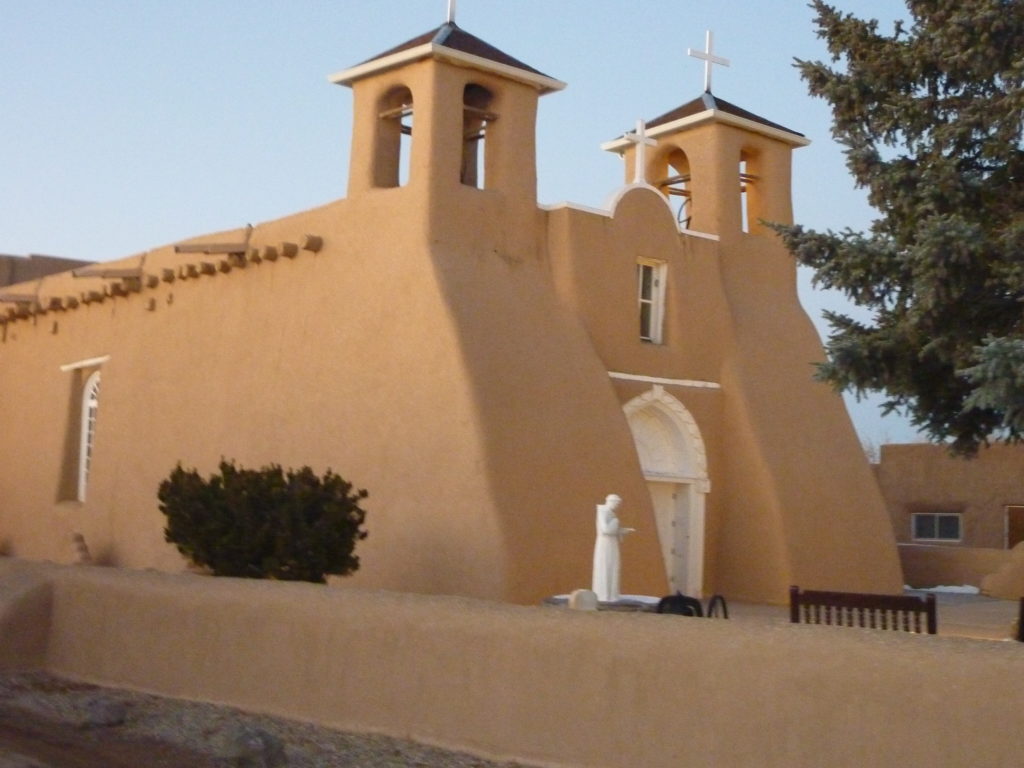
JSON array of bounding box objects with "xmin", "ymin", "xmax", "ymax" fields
[
  {"xmin": 626, "ymin": 119, "xmax": 657, "ymax": 185},
  {"xmin": 447, "ymin": 0, "xmax": 457, "ymax": 23},
  {"xmin": 687, "ymin": 30, "xmax": 730, "ymax": 93}
]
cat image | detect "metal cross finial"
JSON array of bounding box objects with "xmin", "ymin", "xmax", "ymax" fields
[
  {"xmin": 446, "ymin": 0, "xmax": 457, "ymax": 23},
  {"xmin": 626, "ymin": 119, "xmax": 657, "ymax": 185},
  {"xmin": 687, "ymin": 30, "xmax": 730, "ymax": 93}
]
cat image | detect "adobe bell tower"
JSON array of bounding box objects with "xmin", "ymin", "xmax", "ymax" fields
[
  {"xmin": 330, "ymin": 14, "xmax": 564, "ymax": 207},
  {"xmin": 602, "ymin": 32, "xmax": 809, "ymax": 240}
]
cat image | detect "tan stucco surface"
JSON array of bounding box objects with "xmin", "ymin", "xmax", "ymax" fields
[
  {"xmin": 3, "ymin": 560, "xmax": 1023, "ymax": 768},
  {"xmin": 0, "ymin": 28, "xmax": 902, "ymax": 604}
]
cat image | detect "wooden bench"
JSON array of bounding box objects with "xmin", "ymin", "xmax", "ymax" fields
[{"xmin": 789, "ymin": 586, "xmax": 937, "ymax": 635}]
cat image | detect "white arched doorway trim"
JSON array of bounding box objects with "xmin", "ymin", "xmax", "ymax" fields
[{"xmin": 623, "ymin": 385, "xmax": 709, "ymax": 596}]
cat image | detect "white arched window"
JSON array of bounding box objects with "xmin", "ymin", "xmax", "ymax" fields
[{"xmin": 77, "ymin": 370, "xmax": 101, "ymax": 502}]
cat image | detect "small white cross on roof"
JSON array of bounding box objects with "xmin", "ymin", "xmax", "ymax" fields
[
  {"xmin": 687, "ymin": 30, "xmax": 730, "ymax": 93},
  {"xmin": 626, "ymin": 119, "xmax": 657, "ymax": 185},
  {"xmin": 447, "ymin": 0, "xmax": 457, "ymax": 23}
]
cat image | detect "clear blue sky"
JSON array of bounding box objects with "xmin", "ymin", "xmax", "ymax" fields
[{"xmin": 0, "ymin": 0, "xmax": 921, "ymax": 446}]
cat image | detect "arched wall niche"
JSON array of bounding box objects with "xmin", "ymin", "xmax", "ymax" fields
[{"xmin": 623, "ymin": 385, "xmax": 709, "ymax": 490}]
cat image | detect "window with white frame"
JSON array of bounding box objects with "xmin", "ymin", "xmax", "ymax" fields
[
  {"xmin": 637, "ymin": 260, "xmax": 667, "ymax": 344},
  {"xmin": 77, "ymin": 370, "xmax": 101, "ymax": 502},
  {"xmin": 911, "ymin": 512, "xmax": 962, "ymax": 542}
]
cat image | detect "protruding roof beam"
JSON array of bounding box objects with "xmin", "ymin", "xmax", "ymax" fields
[
  {"xmin": 72, "ymin": 266, "xmax": 144, "ymax": 279},
  {"xmin": 0, "ymin": 292, "xmax": 36, "ymax": 304},
  {"xmin": 174, "ymin": 243, "xmax": 250, "ymax": 255}
]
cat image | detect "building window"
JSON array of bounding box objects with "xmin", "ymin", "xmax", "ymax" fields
[
  {"xmin": 57, "ymin": 355, "xmax": 109, "ymax": 503},
  {"xmin": 912, "ymin": 512, "xmax": 962, "ymax": 543},
  {"xmin": 77, "ymin": 370, "xmax": 101, "ymax": 502},
  {"xmin": 637, "ymin": 260, "xmax": 667, "ymax": 344}
]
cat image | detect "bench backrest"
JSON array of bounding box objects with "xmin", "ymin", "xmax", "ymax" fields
[{"xmin": 789, "ymin": 586, "xmax": 937, "ymax": 635}]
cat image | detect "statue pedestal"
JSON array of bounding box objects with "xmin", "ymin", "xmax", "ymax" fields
[{"xmin": 543, "ymin": 594, "xmax": 660, "ymax": 613}]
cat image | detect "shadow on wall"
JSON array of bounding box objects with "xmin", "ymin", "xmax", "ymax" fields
[{"xmin": 0, "ymin": 560, "xmax": 53, "ymax": 669}]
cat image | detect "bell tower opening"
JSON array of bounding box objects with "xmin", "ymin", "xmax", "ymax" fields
[
  {"xmin": 461, "ymin": 84, "xmax": 496, "ymax": 189},
  {"xmin": 658, "ymin": 148, "xmax": 692, "ymax": 229},
  {"xmin": 739, "ymin": 157, "xmax": 751, "ymax": 233},
  {"xmin": 377, "ymin": 86, "xmax": 414, "ymax": 188},
  {"xmin": 739, "ymin": 151, "xmax": 761, "ymax": 234}
]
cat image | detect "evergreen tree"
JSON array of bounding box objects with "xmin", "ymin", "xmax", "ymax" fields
[{"xmin": 775, "ymin": 0, "xmax": 1024, "ymax": 452}]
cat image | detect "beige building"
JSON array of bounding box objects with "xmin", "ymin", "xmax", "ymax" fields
[
  {"xmin": 877, "ymin": 442, "xmax": 1024, "ymax": 550},
  {"xmin": 0, "ymin": 20, "xmax": 902, "ymax": 604},
  {"xmin": 876, "ymin": 442, "xmax": 1024, "ymax": 589}
]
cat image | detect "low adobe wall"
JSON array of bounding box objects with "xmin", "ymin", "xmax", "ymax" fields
[
  {"xmin": 2, "ymin": 558, "xmax": 1024, "ymax": 767},
  {"xmin": 899, "ymin": 543, "xmax": 1012, "ymax": 588}
]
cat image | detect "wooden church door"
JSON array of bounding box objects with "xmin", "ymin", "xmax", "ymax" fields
[{"xmin": 624, "ymin": 386, "xmax": 709, "ymax": 598}]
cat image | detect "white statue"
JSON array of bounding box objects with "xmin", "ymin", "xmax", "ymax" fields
[{"xmin": 592, "ymin": 494, "xmax": 635, "ymax": 602}]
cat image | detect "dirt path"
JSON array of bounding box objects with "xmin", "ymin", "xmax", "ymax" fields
[
  {"xmin": 0, "ymin": 703, "xmax": 218, "ymax": 767},
  {"xmin": 0, "ymin": 670, "xmax": 533, "ymax": 768}
]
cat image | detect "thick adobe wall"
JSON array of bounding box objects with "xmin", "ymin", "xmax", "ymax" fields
[
  {"xmin": 603, "ymin": 120, "xmax": 898, "ymax": 600},
  {"xmin": 544, "ymin": 191, "xmax": 734, "ymax": 597},
  {"xmin": 0, "ymin": 191, "xmax": 519, "ymax": 600},
  {"xmin": 4, "ymin": 560, "xmax": 1024, "ymax": 768},
  {"xmin": 0, "ymin": 180, "xmax": 669, "ymax": 604},
  {"xmin": 420, "ymin": 219, "xmax": 669, "ymax": 600},
  {"xmin": 714, "ymin": 234, "xmax": 902, "ymax": 598},
  {"xmin": 341, "ymin": 59, "xmax": 670, "ymax": 602},
  {"xmin": 545, "ymin": 188, "xmax": 729, "ymax": 384},
  {"xmin": 543, "ymin": 179, "xmax": 902, "ymax": 601},
  {"xmin": 376, "ymin": 64, "xmax": 674, "ymax": 602},
  {"xmin": 419, "ymin": 208, "xmax": 668, "ymax": 596},
  {"xmin": 707, "ymin": 125, "xmax": 901, "ymax": 600}
]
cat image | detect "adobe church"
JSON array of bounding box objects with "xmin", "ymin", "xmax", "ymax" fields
[{"xmin": 0, "ymin": 16, "xmax": 902, "ymax": 604}]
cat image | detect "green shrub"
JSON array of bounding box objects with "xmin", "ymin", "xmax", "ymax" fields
[{"xmin": 158, "ymin": 460, "xmax": 368, "ymax": 583}]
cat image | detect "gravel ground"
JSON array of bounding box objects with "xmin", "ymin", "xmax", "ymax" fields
[{"xmin": 0, "ymin": 670, "xmax": 538, "ymax": 768}]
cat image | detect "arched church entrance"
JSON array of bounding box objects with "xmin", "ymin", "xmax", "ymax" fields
[{"xmin": 623, "ymin": 386, "xmax": 709, "ymax": 597}]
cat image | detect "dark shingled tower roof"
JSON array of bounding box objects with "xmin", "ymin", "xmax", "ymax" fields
[
  {"xmin": 358, "ymin": 21, "xmax": 553, "ymax": 80},
  {"xmin": 647, "ymin": 92, "xmax": 804, "ymax": 138}
]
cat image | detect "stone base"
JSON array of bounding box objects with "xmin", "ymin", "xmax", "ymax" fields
[{"xmin": 542, "ymin": 594, "xmax": 661, "ymax": 612}]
